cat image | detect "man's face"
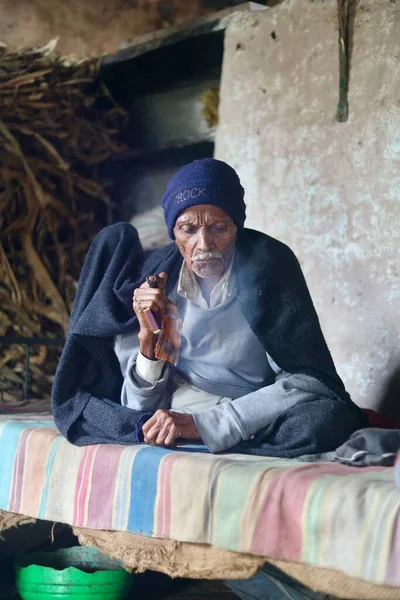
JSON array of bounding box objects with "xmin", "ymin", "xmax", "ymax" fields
[{"xmin": 173, "ymin": 205, "xmax": 237, "ymax": 280}]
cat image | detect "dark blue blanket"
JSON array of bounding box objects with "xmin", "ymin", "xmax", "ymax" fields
[{"xmin": 52, "ymin": 222, "xmax": 367, "ymax": 455}]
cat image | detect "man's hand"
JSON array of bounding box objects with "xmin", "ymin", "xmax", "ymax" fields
[
  {"xmin": 142, "ymin": 410, "xmax": 201, "ymax": 447},
  {"xmin": 133, "ymin": 272, "xmax": 171, "ymax": 359}
]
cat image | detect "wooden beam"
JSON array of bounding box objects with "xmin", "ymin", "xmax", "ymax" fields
[{"xmin": 101, "ymin": 3, "xmax": 268, "ymax": 67}]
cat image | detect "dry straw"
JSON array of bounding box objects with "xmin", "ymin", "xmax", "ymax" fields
[{"xmin": 0, "ymin": 39, "xmax": 129, "ymax": 402}]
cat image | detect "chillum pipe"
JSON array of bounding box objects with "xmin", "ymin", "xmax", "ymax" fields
[{"xmin": 144, "ymin": 274, "xmax": 162, "ymax": 334}]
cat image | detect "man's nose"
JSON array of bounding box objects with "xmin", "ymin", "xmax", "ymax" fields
[{"xmin": 196, "ymin": 227, "xmax": 215, "ymax": 250}]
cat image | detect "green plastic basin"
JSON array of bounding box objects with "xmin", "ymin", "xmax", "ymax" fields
[{"xmin": 15, "ymin": 546, "xmax": 132, "ymax": 600}]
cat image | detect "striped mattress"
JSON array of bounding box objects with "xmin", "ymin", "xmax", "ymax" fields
[{"xmin": 0, "ymin": 414, "xmax": 399, "ymax": 587}]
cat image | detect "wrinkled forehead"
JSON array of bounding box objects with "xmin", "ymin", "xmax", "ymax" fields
[{"xmin": 175, "ymin": 204, "xmax": 234, "ymax": 224}]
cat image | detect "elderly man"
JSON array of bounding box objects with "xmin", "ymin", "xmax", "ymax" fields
[{"xmin": 53, "ymin": 158, "xmax": 366, "ymax": 454}]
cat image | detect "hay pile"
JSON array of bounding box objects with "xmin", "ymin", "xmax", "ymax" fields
[
  {"xmin": 0, "ymin": 40, "xmax": 129, "ymax": 403},
  {"xmin": 200, "ymin": 88, "xmax": 219, "ymax": 129}
]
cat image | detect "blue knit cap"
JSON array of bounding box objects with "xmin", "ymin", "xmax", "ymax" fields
[{"xmin": 161, "ymin": 158, "xmax": 246, "ymax": 239}]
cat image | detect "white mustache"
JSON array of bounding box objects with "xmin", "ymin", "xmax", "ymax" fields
[{"xmin": 191, "ymin": 252, "xmax": 223, "ymax": 261}]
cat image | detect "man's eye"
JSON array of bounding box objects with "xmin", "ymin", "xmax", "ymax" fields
[
  {"xmin": 212, "ymin": 225, "xmax": 228, "ymax": 233},
  {"xmin": 181, "ymin": 226, "xmax": 196, "ymax": 234}
]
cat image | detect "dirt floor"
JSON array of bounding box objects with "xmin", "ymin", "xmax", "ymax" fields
[{"xmin": 132, "ymin": 572, "xmax": 239, "ymax": 600}]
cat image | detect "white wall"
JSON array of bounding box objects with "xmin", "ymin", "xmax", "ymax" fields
[{"xmin": 216, "ymin": 0, "xmax": 400, "ymax": 411}]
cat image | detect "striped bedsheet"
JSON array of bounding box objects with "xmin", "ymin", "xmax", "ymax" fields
[{"xmin": 0, "ymin": 414, "xmax": 399, "ymax": 587}]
